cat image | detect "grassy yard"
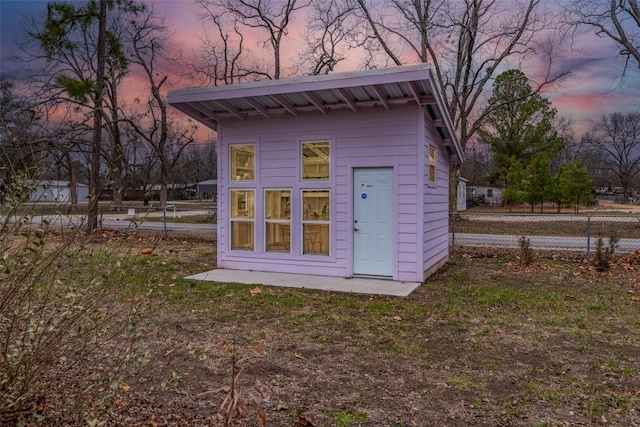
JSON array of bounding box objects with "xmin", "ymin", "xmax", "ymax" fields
[{"xmin": 3, "ymin": 230, "xmax": 640, "ymax": 426}]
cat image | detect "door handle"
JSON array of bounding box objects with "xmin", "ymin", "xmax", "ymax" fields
[{"xmin": 354, "ymin": 227, "xmax": 359, "ymax": 231}]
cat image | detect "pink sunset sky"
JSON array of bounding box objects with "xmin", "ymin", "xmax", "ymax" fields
[{"xmin": 1, "ymin": 0, "xmax": 639, "ymax": 140}]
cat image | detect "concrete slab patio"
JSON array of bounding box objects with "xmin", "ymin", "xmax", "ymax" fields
[{"xmin": 186, "ymin": 269, "xmax": 421, "ymax": 297}]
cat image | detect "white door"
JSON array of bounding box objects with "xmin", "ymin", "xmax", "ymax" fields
[{"xmin": 353, "ymin": 168, "xmax": 393, "ymax": 276}]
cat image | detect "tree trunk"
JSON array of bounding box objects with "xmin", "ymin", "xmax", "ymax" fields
[
  {"xmin": 449, "ymin": 164, "xmax": 460, "ymax": 213},
  {"xmin": 87, "ymin": 0, "xmax": 107, "ymax": 234},
  {"xmin": 110, "ymin": 87, "xmax": 123, "ymax": 207}
]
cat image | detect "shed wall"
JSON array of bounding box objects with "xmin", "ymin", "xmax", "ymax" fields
[
  {"xmin": 217, "ymin": 106, "xmax": 425, "ymax": 280},
  {"xmin": 422, "ymin": 116, "xmax": 451, "ymax": 280}
]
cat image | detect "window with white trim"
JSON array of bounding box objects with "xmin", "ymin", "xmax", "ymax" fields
[
  {"xmin": 230, "ymin": 144, "xmax": 255, "ymax": 181},
  {"xmin": 429, "ymin": 145, "xmax": 437, "ymax": 183},
  {"xmin": 302, "ymin": 141, "xmax": 330, "ymax": 180},
  {"xmin": 230, "ymin": 190, "xmax": 255, "ymax": 250},
  {"xmin": 302, "ymin": 190, "xmax": 330, "ymax": 255},
  {"xmin": 265, "ymin": 189, "xmax": 291, "ymax": 252}
]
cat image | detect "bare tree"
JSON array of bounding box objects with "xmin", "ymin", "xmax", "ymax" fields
[
  {"xmin": 0, "ymin": 76, "xmax": 49, "ymax": 195},
  {"xmin": 173, "ymin": 138, "xmax": 218, "ymax": 184},
  {"xmin": 124, "ymin": 7, "xmax": 198, "ymax": 207},
  {"xmin": 197, "ymin": 0, "xmax": 311, "ymax": 79},
  {"xmin": 583, "ymin": 111, "xmax": 640, "ymax": 199},
  {"xmin": 354, "ymin": 0, "xmax": 569, "ymax": 209},
  {"xmin": 294, "ymin": 0, "xmax": 357, "ymax": 75},
  {"xmin": 24, "ymin": 0, "xmax": 142, "ymax": 232},
  {"xmin": 195, "ymin": 10, "xmax": 271, "ymax": 84},
  {"xmin": 565, "ymin": 0, "xmax": 640, "ymax": 72}
]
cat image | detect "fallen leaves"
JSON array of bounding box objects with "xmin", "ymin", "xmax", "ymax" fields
[
  {"xmin": 141, "ymin": 248, "xmax": 153, "ymax": 255},
  {"xmin": 296, "ymin": 414, "xmax": 316, "ymax": 426},
  {"xmin": 250, "ymin": 286, "xmax": 262, "ymax": 296}
]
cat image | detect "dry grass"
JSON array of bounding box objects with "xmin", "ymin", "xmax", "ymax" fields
[{"xmin": 4, "ymin": 227, "xmax": 640, "ymax": 426}]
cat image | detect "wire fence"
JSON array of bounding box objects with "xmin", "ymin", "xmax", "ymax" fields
[
  {"xmin": 20, "ymin": 203, "xmax": 218, "ymax": 238},
  {"xmin": 97, "ymin": 204, "xmax": 217, "ymax": 238},
  {"xmin": 450, "ymin": 212, "xmax": 640, "ymax": 257}
]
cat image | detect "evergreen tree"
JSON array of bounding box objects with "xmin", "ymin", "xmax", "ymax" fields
[
  {"xmin": 557, "ymin": 160, "xmax": 594, "ymax": 213},
  {"xmin": 523, "ymin": 154, "xmax": 554, "ymax": 212},
  {"xmin": 503, "ymin": 158, "xmax": 525, "ymax": 212},
  {"xmin": 479, "ymin": 69, "xmax": 564, "ymax": 186}
]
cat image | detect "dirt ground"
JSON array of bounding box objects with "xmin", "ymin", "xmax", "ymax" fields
[{"xmin": 13, "ymin": 231, "xmax": 640, "ymax": 427}]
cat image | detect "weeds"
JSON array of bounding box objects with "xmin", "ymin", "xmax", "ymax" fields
[
  {"xmin": 196, "ymin": 336, "xmax": 269, "ymax": 427},
  {"xmin": 518, "ymin": 235, "xmax": 534, "ymax": 266},
  {"xmin": 325, "ymin": 409, "xmax": 368, "ymax": 426},
  {"xmin": 0, "ymin": 173, "xmax": 149, "ymax": 424},
  {"xmin": 592, "ymin": 231, "xmax": 619, "ymax": 272}
]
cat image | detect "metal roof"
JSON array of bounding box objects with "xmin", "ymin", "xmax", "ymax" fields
[{"xmin": 168, "ymin": 64, "xmax": 463, "ymax": 163}]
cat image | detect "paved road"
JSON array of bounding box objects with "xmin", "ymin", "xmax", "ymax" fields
[
  {"xmin": 19, "ymin": 215, "xmax": 640, "ymax": 252},
  {"xmin": 24, "ymin": 215, "xmax": 217, "ymax": 235}
]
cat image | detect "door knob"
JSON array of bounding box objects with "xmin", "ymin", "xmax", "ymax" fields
[{"xmin": 354, "ymin": 227, "xmax": 359, "ymax": 231}]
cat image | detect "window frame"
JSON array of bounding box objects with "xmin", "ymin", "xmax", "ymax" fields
[
  {"xmin": 230, "ymin": 144, "xmax": 256, "ymax": 182},
  {"xmin": 428, "ymin": 145, "xmax": 437, "ymax": 184},
  {"xmin": 301, "ymin": 140, "xmax": 331, "ymax": 181},
  {"xmin": 301, "ymin": 189, "xmax": 330, "ymax": 256},
  {"xmin": 264, "ymin": 188, "xmax": 292, "ymax": 253},
  {"xmin": 229, "ymin": 189, "xmax": 255, "ymax": 251}
]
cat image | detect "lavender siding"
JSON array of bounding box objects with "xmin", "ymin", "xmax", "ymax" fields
[
  {"xmin": 217, "ymin": 105, "xmax": 439, "ymax": 281},
  {"xmin": 421, "ymin": 115, "xmax": 451, "ymax": 280}
]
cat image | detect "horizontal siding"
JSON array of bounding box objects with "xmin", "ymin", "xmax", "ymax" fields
[
  {"xmin": 422, "ymin": 117, "xmax": 451, "ymax": 277},
  {"xmin": 218, "ymin": 106, "xmax": 424, "ymax": 280}
]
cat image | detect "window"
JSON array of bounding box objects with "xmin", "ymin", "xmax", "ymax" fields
[
  {"xmin": 302, "ymin": 141, "xmax": 330, "ymax": 180},
  {"xmin": 302, "ymin": 190, "xmax": 330, "ymax": 255},
  {"xmin": 265, "ymin": 189, "xmax": 291, "ymax": 252},
  {"xmin": 230, "ymin": 145, "xmax": 255, "ymax": 181},
  {"xmin": 230, "ymin": 190, "xmax": 254, "ymax": 250},
  {"xmin": 429, "ymin": 146, "xmax": 437, "ymax": 183}
]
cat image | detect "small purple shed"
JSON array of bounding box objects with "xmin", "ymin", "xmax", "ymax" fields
[{"xmin": 168, "ymin": 64, "xmax": 463, "ymax": 283}]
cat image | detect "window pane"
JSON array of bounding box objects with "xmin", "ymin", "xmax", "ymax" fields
[
  {"xmin": 429, "ymin": 146, "xmax": 436, "ymax": 182},
  {"xmin": 266, "ymin": 223, "xmax": 290, "ymax": 252},
  {"xmin": 231, "ymin": 222, "xmax": 254, "ymax": 250},
  {"xmin": 303, "ymin": 224, "xmax": 329, "ymax": 255},
  {"xmin": 231, "ymin": 145, "xmax": 255, "ymax": 181},
  {"xmin": 265, "ymin": 190, "xmax": 290, "ymax": 253},
  {"xmin": 265, "ymin": 190, "xmax": 290, "ymax": 220},
  {"xmin": 303, "ymin": 190, "xmax": 330, "ymax": 221},
  {"xmin": 302, "ymin": 141, "xmax": 330, "ymax": 180},
  {"xmin": 231, "ymin": 190, "xmax": 254, "ymax": 219}
]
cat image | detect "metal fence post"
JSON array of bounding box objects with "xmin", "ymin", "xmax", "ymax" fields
[
  {"xmin": 162, "ymin": 206, "xmax": 167, "ymax": 239},
  {"xmin": 586, "ymin": 214, "xmax": 591, "ymax": 259},
  {"xmin": 451, "ymin": 212, "xmax": 456, "ymax": 248}
]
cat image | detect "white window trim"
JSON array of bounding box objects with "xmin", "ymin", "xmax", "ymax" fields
[
  {"xmin": 264, "ymin": 188, "xmax": 291, "ymax": 253},
  {"xmin": 229, "ymin": 189, "xmax": 255, "ymax": 251},
  {"xmin": 229, "ymin": 143, "xmax": 256, "ymax": 182},
  {"xmin": 301, "ymin": 140, "xmax": 331, "ymax": 181}
]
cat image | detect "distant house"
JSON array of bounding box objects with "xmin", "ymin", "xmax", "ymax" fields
[
  {"xmin": 169, "ymin": 64, "xmax": 463, "ymax": 283},
  {"xmin": 470, "ymin": 185, "xmax": 503, "ymax": 206},
  {"xmin": 145, "ymin": 183, "xmax": 196, "ymax": 201},
  {"xmin": 197, "ymin": 179, "xmax": 218, "ymax": 201},
  {"xmin": 30, "ymin": 180, "xmax": 89, "ymax": 203}
]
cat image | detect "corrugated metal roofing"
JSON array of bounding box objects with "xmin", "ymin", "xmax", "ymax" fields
[{"xmin": 168, "ymin": 64, "xmax": 463, "ymax": 162}]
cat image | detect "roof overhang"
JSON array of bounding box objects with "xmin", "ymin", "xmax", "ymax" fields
[{"xmin": 168, "ymin": 64, "xmax": 464, "ymax": 163}]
